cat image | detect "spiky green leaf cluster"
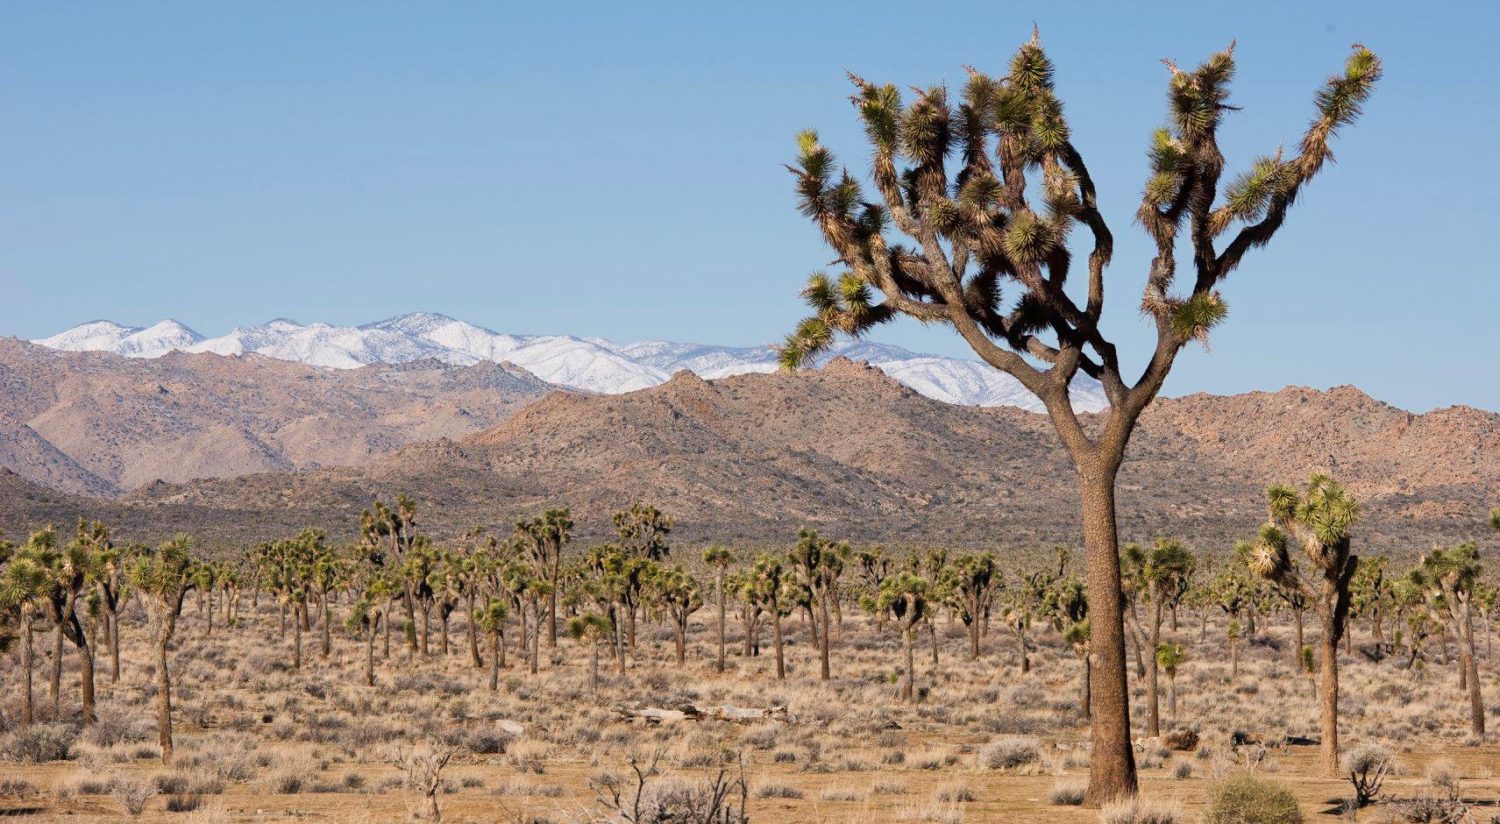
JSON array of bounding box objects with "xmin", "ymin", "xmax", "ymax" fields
[{"xmin": 1167, "ymin": 291, "xmax": 1228, "ymax": 345}]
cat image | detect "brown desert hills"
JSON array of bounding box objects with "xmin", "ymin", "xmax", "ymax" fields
[{"xmin": 1, "ymin": 349, "xmax": 1493, "ymax": 556}]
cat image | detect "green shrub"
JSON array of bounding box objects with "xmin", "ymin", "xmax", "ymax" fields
[{"xmin": 1204, "ymin": 773, "xmax": 1303, "ymax": 824}]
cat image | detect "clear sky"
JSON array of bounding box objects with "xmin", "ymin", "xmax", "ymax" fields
[{"xmin": 1, "ymin": 1, "xmax": 1495, "ymax": 411}]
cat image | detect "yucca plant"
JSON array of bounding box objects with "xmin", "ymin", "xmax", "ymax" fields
[
  {"xmin": 869, "ymin": 570, "xmax": 931, "ymax": 704},
  {"xmin": 1246, "ymin": 474, "xmax": 1361, "ymax": 776},
  {"xmin": 567, "ymin": 611, "xmax": 612, "ymax": 695},
  {"xmin": 778, "ymin": 30, "xmax": 1380, "ymax": 803},
  {"xmin": 0, "ymin": 530, "xmax": 56, "ymax": 727}
]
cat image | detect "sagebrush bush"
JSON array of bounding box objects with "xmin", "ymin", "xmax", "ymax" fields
[
  {"xmin": 1204, "ymin": 773, "xmax": 1303, "ymax": 824},
  {"xmin": 1048, "ymin": 780, "xmax": 1086, "ymax": 806},
  {"xmin": 0, "ymin": 724, "xmax": 77, "ymax": 763},
  {"xmin": 980, "ymin": 735, "xmax": 1041, "ymax": 771}
]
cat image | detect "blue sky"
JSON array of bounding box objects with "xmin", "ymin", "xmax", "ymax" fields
[{"xmin": 1, "ymin": 1, "xmax": 1495, "ymax": 411}]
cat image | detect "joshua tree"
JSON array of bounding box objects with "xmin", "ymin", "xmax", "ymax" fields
[
  {"xmin": 1045, "ymin": 571, "xmax": 1090, "ymax": 721},
  {"xmin": 1155, "ymin": 643, "xmax": 1185, "ymax": 722},
  {"xmin": 1417, "ymin": 542, "xmax": 1485, "ymax": 734},
  {"xmin": 650, "ymin": 565, "xmax": 703, "ymax": 666},
  {"xmin": 942, "ymin": 551, "xmax": 999, "ymax": 659},
  {"xmin": 567, "ymin": 611, "xmax": 613, "ymax": 695},
  {"xmin": 870, "ymin": 570, "xmax": 930, "ymax": 704},
  {"xmin": 703, "ymin": 546, "xmax": 736, "ymax": 673},
  {"xmin": 129, "ymin": 536, "xmax": 196, "ymax": 763},
  {"xmin": 1349, "ymin": 556, "xmax": 1391, "ymax": 657},
  {"xmin": 347, "ymin": 572, "xmax": 396, "ymax": 688},
  {"xmin": 1121, "ymin": 538, "xmax": 1194, "ymax": 737},
  {"xmin": 789, "ymin": 529, "xmax": 846, "ymax": 680},
  {"xmin": 361, "ymin": 495, "xmax": 421, "ymax": 652},
  {"xmin": 476, "ymin": 599, "xmax": 509, "ymax": 691},
  {"xmin": 777, "ymin": 32, "xmax": 1381, "ymax": 803},
  {"xmin": 751, "ymin": 554, "xmax": 790, "ymax": 679},
  {"xmin": 517, "ymin": 507, "xmax": 572, "ymax": 648},
  {"xmin": 0, "ymin": 531, "xmax": 55, "ymax": 726},
  {"xmin": 1246, "ymin": 474, "xmax": 1361, "ymax": 776}
]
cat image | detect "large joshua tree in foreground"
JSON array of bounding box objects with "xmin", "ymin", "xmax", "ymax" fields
[{"xmin": 779, "ymin": 34, "xmax": 1380, "ymax": 801}]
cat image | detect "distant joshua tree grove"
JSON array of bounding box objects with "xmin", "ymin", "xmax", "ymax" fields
[{"xmin": 778, "ymin": 31, "xmax": 1381, "ymax": 803}]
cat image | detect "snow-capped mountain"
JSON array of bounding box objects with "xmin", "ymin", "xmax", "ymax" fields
[
  {"xmin": 37, "ymin": 319, "xmax": 204, "ymax": 359},
  {"xmin": 30, "ymin": 313, "xmax": 1108, "ymax": 412}
]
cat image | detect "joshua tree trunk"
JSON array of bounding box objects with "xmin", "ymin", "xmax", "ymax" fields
[
  {"xmin": 674, "ymin": 619, "xmax": 686, "ymax": 666},
  {"xmin": 321, "ymin": 599, "xmax": 332, "ymax": 659},
  {"xmin": 928, "ymin": 615, "xmax": 939, "ymax": 667},
  {"xmin": 203, "ymin": 589, "xmax": 213, "ymax": 639},
  {"xmin": 818, "ymin": 592, "xmax": 831, "ymax": 681},
  {"xmin": 156, "ymin": 635, "xmax": 174, "ymax": 763},
  {"xmin": 1016, "ymin": 622, "xmax": 1030, "ymax": 674},
  {"xmin": 365, "ymin": 620, "xmax": 377, "ymax": 687},
  {"xmin": 1230, "ymin": 637, "xmax": 1239, "ymax": 680},
  {"xmin": 1168, "ymin": 674, "xmax": 1177, "ymax": 719},
  {"xmin": 1293, "ymin": 607, "xmax": 1305, "ymax": 668},
  {"xmin": 1080, "ymin": 467, "xmax": 1136, "ymax": 801},
  {"xmin": 1145, "ymin": 598, "xmax": 1163, "ymax": 737},
  {"xmin": 20, "ymin": 611, "xmax": 35, "ymax": 726},
  {"xmin": 968, "ymin": 616, "xmax": 981, "ymax": 659},
  {"xmin": 590, "ymin": 645, "xmax": 599, "ymax": 694},
  {"xmin": 293, "ymin": 604, "xmax": 303, "ymax": 671},
  {"xmin": 109, "ymin": 609, "xmax": 121, "ymax": 683},
  {"xmin": 715, "ymin": 576, "xmax": 727, "ymax": 673},
  {"xmin": 420, "ymin": 604, "xmax": 431, "ymax": 657},
  {"xmin": 1316, "ymin": 610, "xmax": 1340, "ymax": 777},
  {"xmin": 78, "ymin": 630, "xmax": 95, "ymax": 725},
  {"xmin": 467, "ymin": 593, "xmax": 481, "ymax": 669},
  {"xmin": 50, "ymin": 620, "xmax": 63, "ymax": 720},
  {"xmin": 528, "ymin": 606, "xmax": 540, "ymax": 675},
  {"xmin": 772, "ymin": 609, "xmax": 786, "ymax": 680},
  {"xmin": 902, "ymin": 626, "xmax": 916, "ymax": 704},
  {"xmin": 488, "ymin": 630, "xmax": 501, "ymax": 691}
]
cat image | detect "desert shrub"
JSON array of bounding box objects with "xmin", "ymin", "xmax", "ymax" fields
[
  {"xmin": 83, "ymin": 705, "xmax": 151, "ymax": 748},
  {"xmin": 0, "ymin": 779, "xmax": 39, "ymax": 800},
  {"xmin": 1100, "ymin": 797, "xmax": 1186, "ymax": 824},
  {"xmin": 154, "ymin": 773, "xmax": 191, "ymax": 795},
  {"xmin": 1204, "ymin": 773, "xmax": 1302, "ymax": 824},
  {"xmin": 271, "ymin": 772, "xmax": 304, "ymax": 794},
  {"xmin": 341, "ymin": 772, "xmax": 366, "ymax": 791},
  {"xmin": 1, "ymin": 723, "xmax": 77, "ymax": 762},
  {"xmin": 1424, "ymin": 759, "xmax": 1460, "ymax": 799},
  {"xmin": 165, "ymin": 793, "xmax": 203, "ymax": 812},
  {"xmin": 741, "ymin": 724, "xmax": 780, "ymax": 750},
  {"xmin": 110, "ymin": 776, "xmax": 157, "ymax": 816},
  {"xmin": 872, "ymin": 779, "xmax": 907, "ymax": 795},
  {"xmin": 1048, "ymin": 780, "xmax": 1086, "ymax": 806},
  {"xmin": 754, "ymin": 783, "xmax": 803, "ymax": 799},
  {"xmin": 1342, "ymin": 744, "xmax": 1395, "ymax": 808},
  {"xmin": 933, "ymin": 783, "xmax": 975, "ymax": 803},
  {"xmin": 465, "ymin": 729, "xmax": 514, "ymax": 755},
  {"xmin": 1383, "ymin": 794, "xmax": 1471, "ymax": 823},
  {"xmin": 460, "ymin": 775, "xmax": 486, "ymax": 789},
  {"xmin": 980, "ymin": 735, "xmax": 1041, "ymax": 771},
  {"xmin": 1173, "ymin": 761, "xmax": 1193, "ymax": 780},
  {"xmin": 509, "ymin": 741, "xmax": 550, "ymax": 775}
]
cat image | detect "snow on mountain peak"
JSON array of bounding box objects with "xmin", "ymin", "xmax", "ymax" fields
[{"xmin": 32, "ymin": 316, "xmax": 1107, "ymax": 410}]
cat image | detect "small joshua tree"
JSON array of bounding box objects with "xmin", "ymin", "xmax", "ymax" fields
[
  {"xmin": 1417, "ymin": 542, "xmax": 1485, "ymax": 735},
  {"xmin": 649, "ymin": 565, "xmax": 703, "ymax": 666},
  {"xmin": 789, "ymin": 529, "xmax": 846, "ymax": 681},
  {"xmin": 1122, "ymin": 538, "xmax": 1194, "ymax": 737},
  {"xmin": 475, "ymin": 599, "xmax": 508, "ymax": 691},
  {"xmin": 703, "ymin": 546, "xmax": 736, "ymax": 673},
  {"xmin": 866, "ymin": 570, "xmax": 930, "ymax": 704},
  {"xmin": 568, "ymin": 611, "xmax": 613, "ymax": 695},
  {"xmin": 1246, "ymin": 474, "xmax": 1360, "ymax": 776},
  {"xmin": 1155, "ymin": 643, "xmax": 1185, "ymax": 722},
  {"xmin": 0, "ymin": 531, "xmax": 55, "ymax": 727},
  {"xmin": 778, "ymin": 31, "xmax": 1381, "ymax": 804}
]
